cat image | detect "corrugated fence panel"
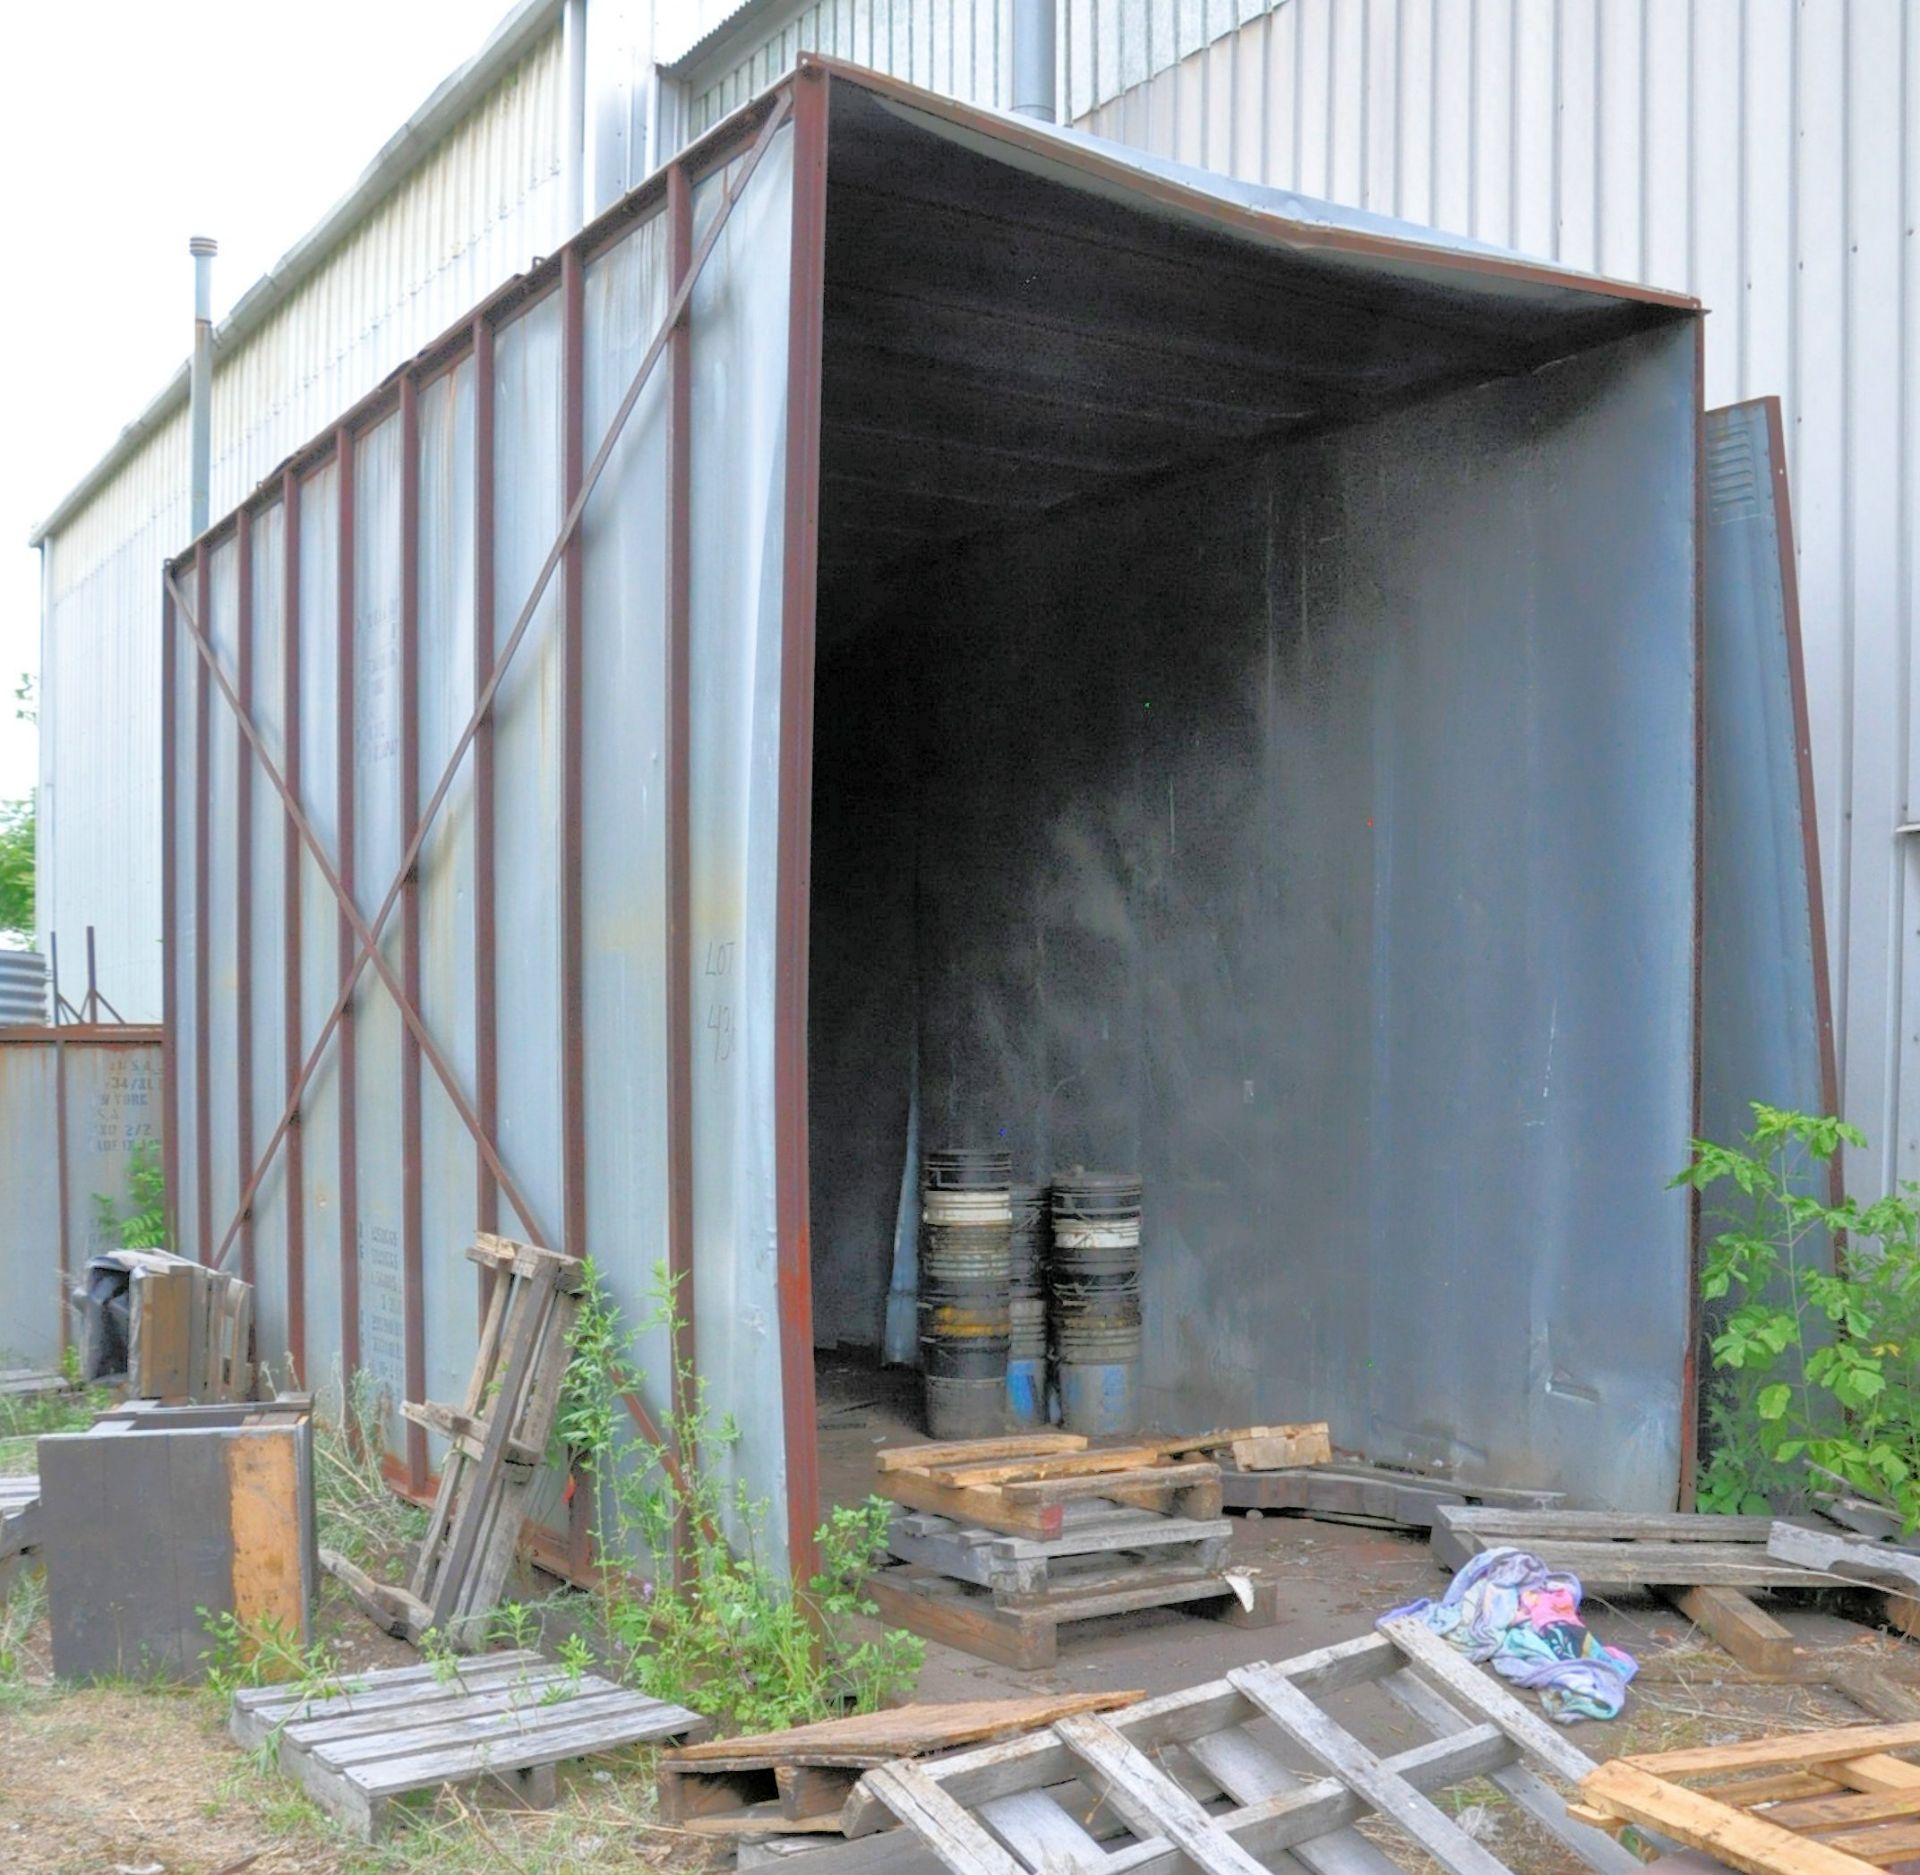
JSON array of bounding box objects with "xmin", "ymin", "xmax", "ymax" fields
[
  {"xmin": 415, "ymin": 359, "xmax": 481, "ymax": 1418},
  {"xmin": 1080, "ymin": 0, "xmax": 1920, "ymax": 1189},
  {"xmin": 247, "ymin": 500, "xmax": 291, "ymax": 1373},
  {"xmin": 38, "ymin": 24, "xmax": 566, "ymax": 1027},
  {"xmin": 581, "ymin": 206, "xmax": 674, "ymax": 1403},
  {"xmin": 296, "ymin": 462, "xmax": 345, "ymax": 1385},
  {"xmin": 0, "ymin": 1037, "xmax": 164, "ymax": 1369},
  {"xmin": 352, "ymin": 414, "xmax": 410, "ymax": 1424}
]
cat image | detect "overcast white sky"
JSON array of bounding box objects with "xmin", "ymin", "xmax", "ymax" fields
[{"xmin": 0, "ymin": 0, "xmax": 556, "ymax": 807}]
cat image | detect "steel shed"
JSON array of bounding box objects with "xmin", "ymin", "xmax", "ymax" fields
[{"xmin": 161, "ymin": 59, "xmax": 1704, "ymax": 1576}]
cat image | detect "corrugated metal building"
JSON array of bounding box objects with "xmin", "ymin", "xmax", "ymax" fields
[{"xmin": 33, "ymin": 0, "xmax": 1916, "ymax": 1183}]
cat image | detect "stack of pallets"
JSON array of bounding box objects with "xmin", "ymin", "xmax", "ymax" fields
[{"xmin": 868, "ymin": 1433, "xmax": 1278, "ymax": 1667}]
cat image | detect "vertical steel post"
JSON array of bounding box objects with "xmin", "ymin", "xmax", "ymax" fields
[
  {"xmin": 665, "ymin": 157, "xmax": 696, "ymax": 1576},
  {"xmin": 84, "ymin": 927, "xmax": 99, "ymax": 1025},
  {"xmin": 189, "ymin": 238, "xmax": 217, "ymax": 539},
  {"xmin": 560, "ymin": 246, "xmax": 591, "ymax": 1576},
  {"xmin": 50, "ymin": 933, "xmax": 72, "ymax": 1360},
  {"xmin": 283, "ymin": 467, "xmax": 307, "ymax": 1381},
  {"xmin": 236, "ymin": 508, "xmax": 256, "ymax": 1290},
  {"xmin": 161, "ymin": 575, "xmax": 180, "ymax": 1251},
  {"xmin": 472, "ymin": 317, "xmax": 499, "ymax": 1318},
  {"xmin": 336, "ymin": 427, "xmax": 361, "ymax": 1377},
  {"xmin": 775, "ymin": 69, "xmax": 829, "ymax": 1579},
  {"xmin": 194, "ymin": 548, "xmax": 213, "ymax": 1264},
  {"xmin": 400, "ymin": 373, "xmax": 427, "ymax": 1491}
]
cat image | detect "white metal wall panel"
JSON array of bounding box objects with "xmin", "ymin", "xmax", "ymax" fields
[
  {"xmin": 1082, "ymin": 0, "xmax": 1920, "ymax": 1192},
  {"xmin": 37, "ymin": 26, "xmax": 565, "ymax": 1023}
]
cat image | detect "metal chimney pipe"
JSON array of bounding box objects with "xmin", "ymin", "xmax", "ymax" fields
[
  {"xmin": 1011, "ymin": 0, "xmax": 1057, "ymax": 122},
  {"xmin": 189, "ymin": 236, "xmax": 217, "ymax": 538}
]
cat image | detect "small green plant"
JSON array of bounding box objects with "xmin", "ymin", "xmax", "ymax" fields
[
  {"xmin": 557, "ymin": 1260, "xmax": 922, "ymax": 1732},
  {"xmin": 0, "ymin": 1567, "xmax": 46, "ymax": 1701},
  {"xmin": 91, "ymin": 1138, "xmax": 169, "ymax": 1250},
  {"xmin": 418, "ymin": 1624, "xmax": 465, "ymax": 1686},
  {"xmin": 200, "ymin": 1608, "xmax": 355, "ymax": 1698},
  {"xmin": 1679, "ymin": 1104, "xmax": 1920, "ymax": 1528},
  {"xmin": 311, "ymin": 1363, "xmax": 428, "ymax": 1573}
]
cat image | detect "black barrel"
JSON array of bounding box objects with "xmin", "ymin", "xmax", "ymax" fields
[
  {"xmin": 1049, "ymin": 1171, "xmax": 1143, "ymax": 1435},
  {"xmin": 1006, "ymin": 1184, "xmax": 1049, "ymax": 1426},
  {"xmin": 919, "ymin": 1149, "xmax": 1012, "ymax": 1438}
]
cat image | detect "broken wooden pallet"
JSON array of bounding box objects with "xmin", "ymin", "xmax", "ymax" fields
[
  {"xmin": 327, "ymin": 1235, "xmax": 584, "ymax": 1647},
  {"xmin": 1770, "ymin": 1521, "xmax": 1920, "ymax": 1602},
  {"xmin": 783, "ymin": 1614, "xmax": 1642, "ymax": 1875},
  {"xmin": 875, "ymin": 1435, "xmax": 1225, "ymax": 1541},
  {"xmin": 231, "ymin": 1647, "xmax": 703, "ymax": 1840},
  {"xmin": 1223, "ymin": 1461, "xmax": 1564, "ymax": 1528},
  {"xmin": 1430, "ymin": 1507, "xmax": 1845, "ymax": 1589},
  {"xmin": 0, "ymin": 1474, "xmax": 41, "ymax": 1572},
  {"xmin": 1576, "ymin": 1720, "xmax": 1920, "ymax": 1875},
  {"xmin": 657, "ymin": 1693, "xmax": 1145, "ymax": 1842}
]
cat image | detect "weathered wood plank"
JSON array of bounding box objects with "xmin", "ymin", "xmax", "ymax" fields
[
  {"xmin": 1770, "ymin": 1520, "xmax": 1920, "ymax": 1596},
  {"xmin": 1629, "ymin": 1723, "xmax": 1920, "ymax": 1776},
  {"xmin": 874, "ymin": 1435, "xmax": 1087, "ymax": 1473},
  {"xmin": 1380, "ymin": 1614, "xmax": 1598, "ymax": 1787},
  {"xmin": 1660, "ymin": 1586, "xmax": 1806, "ymax": 1679},
  {"xmin": 858, "ymin": 1761, "xmax": 1027, "ymax": 1875},
  {"xmin": 1580, "ymin": 1760, "xmax": 1878, "ymax": 1875},
  {"xmin": 1229, "ymin": 1662, "xmax": 1514, "ymax": 1875},
  {"xmin": 1053, "ymin": 1713, "xmax": 1273, "ymax": 1875}
]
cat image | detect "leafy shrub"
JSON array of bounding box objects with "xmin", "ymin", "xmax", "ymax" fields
[
  {"xmin": 91, "ymin": 1139, "xmax": 168, "ymax": 1251},
  {"xmin": 1679, "ymin": 1104, "xmax": 1920, "ymax": 1527},
  {"xmin": 557, "ymin": 1261, "xmax": 922, "ymax": 1732}
]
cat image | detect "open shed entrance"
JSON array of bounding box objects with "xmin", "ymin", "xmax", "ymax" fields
[{"xmin": 802, "ymin": 81, "xmax": 1701, "ymax": 1511}]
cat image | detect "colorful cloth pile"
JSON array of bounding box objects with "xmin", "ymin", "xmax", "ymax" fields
[{"xmin": 1384, "ymin": 1544, "xmax": 1637, "ymax": 1722}]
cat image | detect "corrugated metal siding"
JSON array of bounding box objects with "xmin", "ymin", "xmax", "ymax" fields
[
  {"xmin": 682, "ymin": 0, "xmax": 1274, "ymax": 133},
  {"xmin": 688, "ymin": 0, "xmax": 1015, "ymax": 126},
  {"xmin": 1082, "ymin": 0, "xmax": 1920, "ymax": 1192},
  {"xmin": 37, "ymin": 26, "xmax": 566, "ymax": 1022}
]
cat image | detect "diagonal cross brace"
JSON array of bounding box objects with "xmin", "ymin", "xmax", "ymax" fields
[
  {"xmin": 176, "ymin": 89, "xmax": 794, "ymax": 1281},
  {"xmin": 164, "ymin": 90, "xmax": 795, "ymax": 1471}
]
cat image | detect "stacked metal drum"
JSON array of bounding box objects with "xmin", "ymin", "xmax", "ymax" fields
[
  {"xmin": 1004, "ymin": 1185, "xmax": 1050, "ymax": 1426},
  {"xmin": 1049, "ymin": 1171, "xmax": 1144, "ymax": 1434},
  {"xmin": 917, "ymin": 1149, "xmax": 1013, "ymax": 1438}
]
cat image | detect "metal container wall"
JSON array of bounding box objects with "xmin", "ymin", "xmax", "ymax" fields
[
  {"xmin": 1083, "ymin": 0, "xmax": 1919, "ymax": 1201},
  {"xmin": 0, "ymin": 1032, "xmax": 164, "ymax": 1369},
  {"xmin": 162, "ymin": 103, "xmax": 806, "ymax": 1568}
]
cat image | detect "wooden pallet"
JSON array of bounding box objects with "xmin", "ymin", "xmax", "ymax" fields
[
  {"xmin": 0, "ymin": 1474, "xmax": 41, "ymax": 1577},
  {"xmin": 111, "ymin": 1254, "xmax": 255, "ymax": 1404},
  {"xmin": 875, "ymin": 1436, "xmax": 1225, "ymax": 1541},
  {"xmin": 1430, "ymin": 1507, "xmax": 1846, "ymax": 1589},
  {"xmin": 328, "ymin": 1236, "xmax": 583, "ymax": 1646},
  {"xmin": 1223, "ymin": 1462, "xmax": 1565, "ymax": 1528},
  {"xmin": 1576, "ymin": 1721, "xmax": 1920, "ymax": 1875},
  {"xmin": 231, "ymin": 1648, "xmax": 703, "ymax": 1839},
  {"xmin": 657, "ymin": 1694, "xmax": 1145, "ymax": 1842},
  {"xmin": 887, "ymin": 1503, "xmax": 1231, "ymax": 1599},
  {"xmin": 780, "ymin": 1614, "xmax": 1642, "ymax": 1875},
  {"xmin": 0, "ymin": 1368, "xmax": 73, "ymax": 1399},
  {"xmin": 867, "ymin": 1558, "xmax": 1279, "ymax": 1670}
]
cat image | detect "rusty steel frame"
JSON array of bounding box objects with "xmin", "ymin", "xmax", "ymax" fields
[
  {"xmin": 236, "ymin": 509, "xmax": 256, "ymax": 1290},
  {"xmin": 161, "ymin": 60, "xmax": 1694, "ymax": 1576},
  {"xmin": 400, "ymin": 373, "xmax": 427, "ymax": 1492},
  {"xmin": 774, "ymin": 63, "xmax": 828, "ymax": 1581},
  {"xmin": 161, "ymin": 579, "xmax": 180, "ymax": 1252},
  {"xmin": 194, "ymin": 550, "xmax": 212, "ymax": 1262},
  {"xmin": 282, "ymin": 465, "xmax": 307, "ymax": 1380},
  {"xmin": 160, "ymin": 93, "xmax": 794, "ymax": 1522}
]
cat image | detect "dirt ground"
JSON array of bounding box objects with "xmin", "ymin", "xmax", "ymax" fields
[{"xmin": 4, "ymin": 1358, "xmax": 1919, "ymax": 1872}]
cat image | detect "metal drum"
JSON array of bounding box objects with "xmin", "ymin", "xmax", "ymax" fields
[
  {"xmin": 1049, "ymin": 1171, "xmax": 1142, "ymax": 1435},
  {"xmin": 1005, "ymin": 1184, "xmax": 1050, "ymax": 1426},
  {"xmin": 919, "ymin": 1149, "xmax": 1012, "ymax": 1438}
]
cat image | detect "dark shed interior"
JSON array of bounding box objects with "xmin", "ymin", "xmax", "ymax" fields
[{"xmin": 805, "ymin": 84, "xmax": 1701, "ymax": 1507}]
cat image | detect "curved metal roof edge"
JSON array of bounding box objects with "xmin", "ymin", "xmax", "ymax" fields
[
  {"xmin": 28, "ymin": 0, "xmax": 563, "ymax": 550},
  {"xmin": 810, "ymin": 57, "xmax": 1699, "ymax": 314}
]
